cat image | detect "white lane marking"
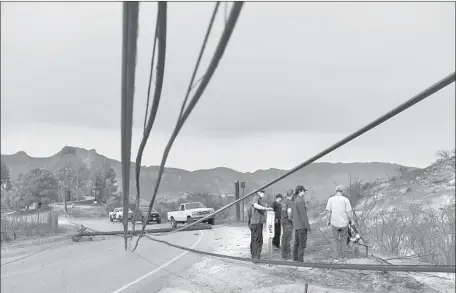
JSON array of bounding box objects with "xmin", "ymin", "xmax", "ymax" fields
[{"xmin": 111, "ymin": 231, "xmax": 204, "ymax": 293}]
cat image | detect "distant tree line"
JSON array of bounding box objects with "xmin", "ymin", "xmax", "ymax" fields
[{"xmin": 1, "ymin": 146, "xmax": 119, "ymax": 212}]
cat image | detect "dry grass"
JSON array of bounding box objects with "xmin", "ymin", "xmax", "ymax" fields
[{"xmin": 161, "ymin": 225, "xmax": 445, "ymax": 293}]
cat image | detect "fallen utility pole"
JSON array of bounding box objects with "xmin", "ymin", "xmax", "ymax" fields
[{"xmin": 75, "ymin": 224, "xmax": 212, "ymax": 238}]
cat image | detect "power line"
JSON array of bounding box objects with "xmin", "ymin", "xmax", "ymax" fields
[
  {"xmin": 69, "ymin": 218, "xmax": 456, "ymax": 273},
  {"xmin": 178, "ymin": 1, "xmax": 221, "ymax": 121},
  {"xmin": 165, "ymin": 72, "xmax": 456, "ymax": 235},
  {"xmin": 143, "ymin": 13, "xmax": 160, "ymax": 133},
  {"xmin": 132, "ymin": 2, "xmax": 168, "ymax": 237},
  {"xmin": 133, "ymin": 2, "xmax": 245, "ymax": 251},
  {"xmin": 120, "ymin": 1, "xmax": 139, "ymax": 251},
  {"xmin": 144, "ymin": 234, "xmax": 456, "ymax": 273}
]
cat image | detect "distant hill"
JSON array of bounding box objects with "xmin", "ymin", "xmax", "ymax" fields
[{"xmin": 1, "ymin": 146, "xmax": 415, "ymax": 203}]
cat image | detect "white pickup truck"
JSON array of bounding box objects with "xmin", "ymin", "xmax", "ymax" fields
[
  {"xmin": 109, "ymin": 207, "xmax": 134, "ymax": 222},
  {"xmin": 167, "ymin": 202, "xmax": 215, "ymax": 228}
]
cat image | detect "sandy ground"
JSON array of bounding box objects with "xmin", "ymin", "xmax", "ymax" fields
[{"xmin": 158, "ymin": 224, "xmax": 455, "ymax": 293}]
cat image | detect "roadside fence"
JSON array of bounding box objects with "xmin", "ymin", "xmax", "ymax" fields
[{"xmin": 1, "ymin": 210, "xmax": 59, "ymax": 242}]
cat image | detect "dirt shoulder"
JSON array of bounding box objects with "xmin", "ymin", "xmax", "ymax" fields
[{"xmin": 158, "ymin": 224, "xmax": 454, "ymax": 293}]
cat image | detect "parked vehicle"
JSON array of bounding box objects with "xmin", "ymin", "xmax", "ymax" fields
[
  {"xmin": 138, "ymin": 207, "xmax": 161, "ymax": 224},
  {"xmin": 167, "ymin": 202, "xmax": 215, "ymax": 228},
  {"xmin": 109, "ymin": 207, "xmax": 134, "ymax": 222}
]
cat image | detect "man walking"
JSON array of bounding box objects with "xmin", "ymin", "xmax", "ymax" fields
[
  {"xmin": 249, "ymin": 190, "xmax": 273, "ymax": 259},
  {"xmin": 291, "ymin": 185, "xmax": 311, "ymax": 262},
  {"xmin": 270, "ymin": 194, "xmax": 283, "ymax": 249},
  {"xmin": 280, "ymin": 189, "xmax": 294, "ymax": 260},
  {"xmin": 326, "ymin": 185, "xmax": 353, "ymax": 260}
]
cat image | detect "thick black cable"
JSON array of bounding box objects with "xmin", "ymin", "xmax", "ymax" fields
[
  {"xmin": 167, "ymin": 72, "xmax": 456, "ymax": 234},
  {"xmin": 66, "ymin": 218, "xmax": 455, "ymax": 273},
  {"xmin": 178, "ymin": 2, "xmax": 220, "ymax": 121},
  {"xmin": 143, "ymin": 14, "xmax": 160, "ymax": 133},
  {"xmin": 120, "ymin": 1, "xmax": 139, "ymax": 251},
  {"xmin": 144, "ymin": 235, "xmax": 456, "ymax": 273},
  {"xmin": 132, "ymin": 2, "xmax": 167, "ymax": 238},
  {"xmin": 133, "ymin": 2, "xmax": 244, "ymax": 251}
]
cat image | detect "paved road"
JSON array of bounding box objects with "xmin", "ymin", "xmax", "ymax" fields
[{"xmin": 1, "ymin": 219, "xmax": 214, "ymax": 293}]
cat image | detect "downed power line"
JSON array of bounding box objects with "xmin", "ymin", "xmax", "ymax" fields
[
  {"xmin": 144, "ymin": 234, "xmax": 456, "ymax": 273},
  {"xmin": 133, "ymin": 2, "xmax": 244, "ymax": 251},
  {"xmin": 120, "ymin": 1, "xmax": 139, "ymax": 251},
  {"xmin": 165, "ymin": 72, "xmax": 456, "ymax": 235}
]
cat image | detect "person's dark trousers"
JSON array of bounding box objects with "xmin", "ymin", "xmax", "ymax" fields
[
  {"xmin": 249, "ymin": 223, "xmax": 263, "ymax": 259},
  {"xmin": 273, "ymin": 219, "xmax": 281, "ymax": 248},
  {"xmin": 293, "ymin": 228, "xmax": 308, "ymax": 262},
  {"xmin": 281, "ymin": 219, "xmax": 293, "ymax": 259}
]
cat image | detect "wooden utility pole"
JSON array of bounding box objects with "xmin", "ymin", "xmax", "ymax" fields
[
  {"xmin": 64, "ymin": 168, "xmax": 69, "ymax": 213},
  {"xmin": 240, "ymin": 181, "xmax": 245, "ymax": 222},
  {"xmin": 57, "ymin": 168, "xmax": 69, "ymax": 214},
  {"xmin": 234, "ymin": 180, "xmax": 240, "ymax": 221}
]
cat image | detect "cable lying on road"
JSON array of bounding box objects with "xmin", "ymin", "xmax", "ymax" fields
[
  {"xmin": 67, "ymin": 217, "xmax": 455, "ymax": 274},
  {"xmin": 143, "ymin": 234, "xmax": 456, "ymax": 273}
]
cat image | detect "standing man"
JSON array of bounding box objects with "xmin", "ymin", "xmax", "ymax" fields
[
  {"xmin": 249, "ymin": 190, "xmax": 273, "ymax": 259},
  {"xmin": 326, "ymin": 185, "xmax": 353, "ymax": 260},
  {"xmin": 270, "ymin": 194, "xmax": 283, "ymax": 249},
  {"xmin": 291, "ymin": 185, "xmax": 311, "ymax": 262},
  {"xmin": 281, "ymin": 189, "xmax": 294, "ymax": 260}
]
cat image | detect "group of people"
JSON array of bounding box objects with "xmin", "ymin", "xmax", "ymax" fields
[{"xmin": 248, "ymin": 184, "xmax": 354, "ymax": 262}]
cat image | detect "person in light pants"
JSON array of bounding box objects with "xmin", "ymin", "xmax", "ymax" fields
[{"xmin": 326, "ymin": 185, "xmax": 353, "ymax": 260}]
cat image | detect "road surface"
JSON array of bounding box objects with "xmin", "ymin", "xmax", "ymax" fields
[{"xmin": 1, "ymin": 219, "xmax": 214, "ymax": 293}]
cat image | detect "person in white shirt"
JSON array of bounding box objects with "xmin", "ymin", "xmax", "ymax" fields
[{"xmin": 326, "ymin": 185, "xmax": 353, "ymax": 259}]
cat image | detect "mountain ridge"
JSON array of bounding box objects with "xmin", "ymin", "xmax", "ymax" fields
[
  {"xmin": 1, "ymin": 148, "xmax": 419, "ymax": 174},
  {"xmin": 1, "ymin": 146, "xmax": 418, "ymax": 202}
]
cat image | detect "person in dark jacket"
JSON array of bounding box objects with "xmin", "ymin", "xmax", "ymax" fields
[
  {"xmin": 290, "ymin": 185, "xmax": 311, "ymax": 262},
  {"xmin": 249, "ymin": 190, "xmax": 273, "ymax": 259},
  {"xmin": 270, "ymin": 194, "xmax": 283, "ymax": 249},
  {"xmin": 281, "ymin": 189, "xmax": 294, "ymax": 260}
]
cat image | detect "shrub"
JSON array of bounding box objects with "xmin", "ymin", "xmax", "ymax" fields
[{"xmin": 363, "ymin": 203, "xmax": 455, "ymax": 265}]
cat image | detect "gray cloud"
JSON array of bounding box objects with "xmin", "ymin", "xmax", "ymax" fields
[{"xmin": 1, "ymin": 2, "xmax": 455, "ymax": 138}]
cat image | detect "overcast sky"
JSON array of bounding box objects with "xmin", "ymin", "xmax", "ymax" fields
[{"xmin": 1, "ymin": 2, "xmax": 455, "ymax": 172}]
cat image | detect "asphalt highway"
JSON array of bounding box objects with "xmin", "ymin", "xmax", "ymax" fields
[{"xmin": 1, "ymin": 219, "xmax": 213, "ymax": 293}]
